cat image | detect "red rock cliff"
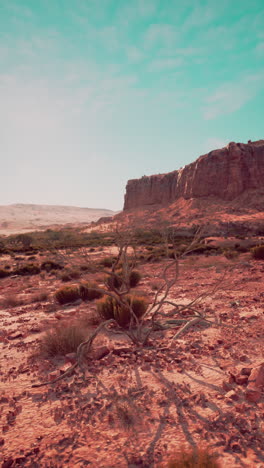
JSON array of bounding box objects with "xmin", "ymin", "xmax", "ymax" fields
[{"xmin": 123, "ymin": 140, "xmax": 264, "ymax": 210}]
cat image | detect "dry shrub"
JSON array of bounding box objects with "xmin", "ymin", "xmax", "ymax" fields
[
  {"xmin": 116, "ymin": 402, "xmax": 135, "ymax": 429},
  {"xmin": 0, "ymin": 269, "xmax": 10, "ymax": 279},
  {"xmin": 168, "ymin": 446, "xmax": 220, "ymax": 468},
  {"xmin": 79, "ymin": 282, "xmax": 103, "ymax": 301},
  {"xmin": 54, "ymin": 285, "xmax": 80, "ymax": 305},
  {"xmin": 60, "ymin": 269, "xmax": 81, "ymax": 282},
  {"xmin": 97, "ymin": 295, "xmax": 147, "ymax": 326},
  {"xmin": 41, "ymin": 260, "xmax": 64, "ymax": 272},
  {"xmin": 106, "ymin": 273, "xmax": 123, "ymax": 290},
  {"xmin": 14, "ymin": 263, "xmax": 40, "ymax": 276},
  {"xmin": 223, "ymin": 249, "xmax": 239, "ymax": 260},
  {"xmin": 0, "ymin": 295, "xmax": 24, "ymax": 308},
  {"xmin": 129, "ymin": 270, "xmax": 141, "ymax": 287},
  {"xmin": 251, "ymin": 245, "xmax": 264, "ymax": 260},
  {"xmin": 30, "ymin": 291, "xmax": 49, "ymax": 303},
  {"xmin": 40, "ymin": 322, "xmax": 87, "ymax": 357},
  {"xmin": 100, "ymin": 256, "xmax": 116, "ymax": 268}
]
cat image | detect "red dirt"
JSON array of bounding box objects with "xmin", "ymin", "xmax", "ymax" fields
[{"xmin": 0, "ymin": 249, "xmax": 263, "ymax": 467}]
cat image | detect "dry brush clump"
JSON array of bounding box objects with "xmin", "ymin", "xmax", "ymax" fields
[
  {"xmin": 167, "ymin": 446, "xmax": 221, "ymax": 468},
  {"xmin": 251, "ymin": 244, "xmax": 264, "ymax": 260},
  {"xmin": 40, "ymin": 321, "xmax": 88, "ymax": 357},
  {"xmin": 97, "ymin": 295, "xmax": 147, "ymax": 326},
  {"xmin": 79, "ymin": 282, "xmax": 103, "ymax": 301},
  {"xmin": 54, "ymin": 285, "xmax": 80, "ymax": 305}
]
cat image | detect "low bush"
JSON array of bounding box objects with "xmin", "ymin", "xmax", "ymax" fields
[
  {"xmin": 0, "ymin": 295, "xmax": 24, "ymax": 308},
  {"xmin": 0, "ymin": 269, "xmax": 10, "ymax": 279},
  {"xmin": 41, "ymin": 260, "xmax": 64, "ymax": 272},
  {"xmin": 251, "ymin": 245, "xmax": 264, "ymax": 260},
  {"xmin": 79, "ymin": 282, "xmax": 103, "ymax": 301},
  {"xmin": 54, "ymin": 286, "xmax": 80, "ymax": 305},
  {"xmin": 97, "ymin": 294, "xmax": 147, "ymax": 326},
  {"xmin": 106, "ymin": 273, "xmax": 123, "ymax": 290},
  {"xmin": 100, "ymin": 256, "xmax": 116, "ymax": 268},
  {"xmin": 14, "ymin": 263, "xmax": 41, "ymax": 276},
  {"xmin": 168, "ymin": 446, "xmax": 220, "ymax": 468},
  {"xmin": 129, "ymin": 270, "xmax": 141, "ymax": 287},
  {"xmin": 60, "ymin": 269, "xmax": 81, "ymax": 282},
  {"xmin": 30, "ymin": 292, "xmax": 49, "ymax": 303},
  {"xmin": 40, "ymin": 322, "xmax": 87, "ymax": 357},
  {"xmin": 223, "ymin": 249, "xmax": 239, "ymax": 260}
]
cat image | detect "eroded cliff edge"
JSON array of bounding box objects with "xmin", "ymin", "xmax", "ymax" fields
[{"xmin": 123, "ymin": 140, "xmax": 264, "ymax": 210}]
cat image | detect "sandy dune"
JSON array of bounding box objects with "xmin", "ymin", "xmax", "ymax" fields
[{"xmin": 0, "ymin": 204, "xmax": 117, "ymax": 235}]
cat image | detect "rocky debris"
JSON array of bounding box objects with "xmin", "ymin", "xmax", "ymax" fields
[
  {"xmin": 245, "ymin": 362, "xmax": 264, "ymax": 403},
  {"xmin": 124, "ymin": 139, "xmax": 264, "ymax": 210},
  {"xmin": 7, "ymin": 331, "xmax": 23, "ymax": 340},
  {"xmin": 91, "ymin": 345, "xmax": 111, "ymax": 360}
]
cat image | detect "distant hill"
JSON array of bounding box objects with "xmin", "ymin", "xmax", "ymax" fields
[{"xmin": 0, "ymin": 204, "xmax": 117, "ymax": 235}]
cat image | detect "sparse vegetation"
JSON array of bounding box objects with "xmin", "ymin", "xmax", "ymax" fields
[
  {"xmin": 60, "ymin": 269, "xmax": 81, "ymax": 281},
  {"xmin": 40, "ymin": 322, "xmax": 87, "ymax": 356},
  {"xmin": 167, "ymin": 447, "xmax": 220, "ymax": 468},
  {"xmin": 41, "ymin": 260, "xmax": 64, "ymax": 272},
  {"xmin": 0, "ymin": 269, "xmax": 10, "ymax": 278},
  {"xmin": 223, "ymin": 249, "xmax": 239, "ymax": 260},
  {"xmin": 14, "ymin": 263, "xmax": 41, "ymax": 276},
  {"xmin": 79, "ymin": 282, "xmax": 103, "ymax": 301},
  {"xmin": 97, "ymin": 294, "xmax": 147, "ymax": 326},
  {"xmin": 251, "ymin": 245, "xmax": 264, "ymax": 260},
  {"xmin": 129, "ymin": 270, "xmax": 141, "ymax": 287},
  {"xmin": 0, "ymin": 295, "xmax": 24, "ymax": 308},
  {"xmin": 54, "ymin": 285, "xmax": 80, "ymax": 305},
  {"xmin": 30, "ymin": 291, "xmax": 49, "ymax": 303},
  {"xmin": 100, "ymin": 256, "xmax": 116, "ymax": 268}
]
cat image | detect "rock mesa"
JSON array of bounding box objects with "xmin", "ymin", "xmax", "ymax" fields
[{"xmin": 124, "ymin": 140, "xmax": 264, "ymax": 210}]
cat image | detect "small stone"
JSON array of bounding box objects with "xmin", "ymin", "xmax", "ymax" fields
[
  {"xmin": 235, "ymin": 376, "xmax": 248, "ymax": 385},
  {"xmin": 92, "ymin": 346, "xmax": 110, "ymax": 360},
  {"xmin": 49, "ymin": 370, "xmax": 60, "ymax": 381},
  {"xmin": 248, "ymin": 363, "xmax": 264, "ymax": 389},
  {"xmin": 240, "ymin": 367, "xmax": 252, "ymax": 376},
  {"xmin": 0, "ymin": 437, "xmax": 4, "ymax": 446},
  {"xmin": 65, "ymin": 353, "xmax": 77, "ymax": 364},
  {"xmin": 225, "ymin": 390, "xmax": 239, "ymax": 401},
  {"xmin": 7, "ymin": 331, "xmax": 23, "ymax": 340},
  {"xmin": 141, "ymin": 364, "xmax": 151, "ymax": 371},
  {"xmin": 59, "ymin": 363, "xmax": 72, "ymax": 374},
  {"xmin": 245, "ymin": 389, "xmax": 261, "ymax": 403},
  {"xmin": 54, "ymin": 312, "xmax": 63, "ymax": 320},
  {"xmin": 222, "ymin": 381, "xmax": 233, "ymax": 392},
  {"xmin": 239, "ymin": 355, "xmax": 248, "ymax": 362},
  {"xmin": 2, "ymin": 459, "xmax": 14, "ymax": 468}
]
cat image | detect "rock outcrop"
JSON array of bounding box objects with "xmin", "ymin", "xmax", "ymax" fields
[{"xmin": 124, "ymin": 140, "xmax": 264, "ymax": 210}]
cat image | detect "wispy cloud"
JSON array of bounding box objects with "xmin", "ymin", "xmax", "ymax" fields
[
  {"xmin": 203, "ymin": 72, "xmax": 264, "ymax": 120},
  {"xmin": 147, "ymin": 57, "xmax": 183, "ymax": 72},
  {"xmin": 144, "ymin": 24, "xmax": 178, "ymax": 49}
]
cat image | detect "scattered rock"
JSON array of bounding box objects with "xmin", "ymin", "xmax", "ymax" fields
[
  {"xmin": 7, "ymin": 331, "xmax": 23, "ymax": 340},
  {"xmin": 92, "ymin": 346, "xmax": 110, "ymax": 360},
  {"xmin": 241, "ymin": 367, "xmax": 252, "ymax": 376},
  {"xmin": 245, "ymin": 389, "xmax": 261, "ymax": 403},
  {"xmin": 65, "ymin": 352, "xmax": 77, "ymax": 364},
  {"xmin": 225, "ymin": 390, "xmax": 239, "ymax": 401}
]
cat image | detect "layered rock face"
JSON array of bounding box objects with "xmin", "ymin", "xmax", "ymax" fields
[{"xmin": 124, "ymin": 140, "xmax": 264, "ymax": 210}]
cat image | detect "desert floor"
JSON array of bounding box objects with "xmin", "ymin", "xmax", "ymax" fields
[{"xmin": 0, "ymin": 247, "xmax": 263, "ymax": 467}]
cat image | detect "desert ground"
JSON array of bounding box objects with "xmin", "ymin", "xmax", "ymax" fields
[{"xmin": 0, "ymin": 235, "xmax": 263, "ymax": 468}]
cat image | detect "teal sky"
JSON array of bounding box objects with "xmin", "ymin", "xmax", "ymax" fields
[{"xmin": 1, "ymin": 0, "xmax": 263, "ymax": 210}]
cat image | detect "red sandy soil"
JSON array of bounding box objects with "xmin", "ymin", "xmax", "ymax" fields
[
  {"xmin": 89, "ymin": 196, "xmax": 264, "ymax": 234},
  {"xmin": 0, "ymin": 249, "xmax": 263, "ymax": 467}
]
